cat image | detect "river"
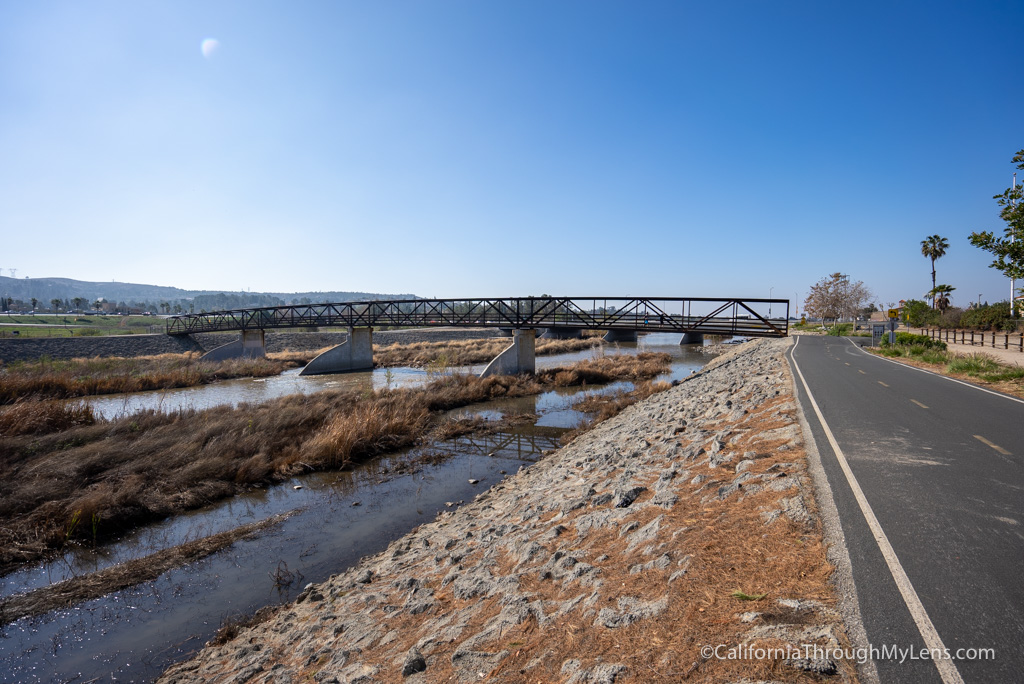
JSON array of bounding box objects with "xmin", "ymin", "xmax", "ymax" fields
[{"xmin": 0, "ymin": 334, "xmax": 718, "ymax": 683}]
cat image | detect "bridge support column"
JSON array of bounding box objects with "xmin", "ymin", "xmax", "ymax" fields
[
  {"xmin": 199, "ymin": 330, "xmax": 267, "ymax": 362},
  {"xmin": 300, "ymin": 327, "xmax": 374, "ymax": 375},
  {"xmin": 541, "ymin": 327, "xmax": 583, "ymax": 339},
  {"xmin": 680, "ymin": 332, "xmax": 704, "ymax": 345},
  {"xmin": 602, "ymin": 330, "xmax": 637, "ymax": 343},
  {"xmin": 241, "ymin": 330, "xmax": 267, "ymax": 358},
  {"xmin": 480, "ymin": 329, "xmax": 536, "ymax": 378}
]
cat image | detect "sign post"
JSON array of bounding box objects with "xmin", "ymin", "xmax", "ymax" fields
[{"xmin": 887, "ymin": 309, "xmax": 899, "ymax": 345}]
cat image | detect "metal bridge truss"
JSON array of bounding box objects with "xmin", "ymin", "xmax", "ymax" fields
[
  {"xmin": 166, "ymin": 297, "xmax": 788, "ymax": 338},
  {"xmin": 426, "ymin": 429, "xmax": 567, "ymax": 462}
]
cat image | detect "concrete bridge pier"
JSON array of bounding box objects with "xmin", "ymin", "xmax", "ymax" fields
[
  {"xmin": 480, "ymin": 329, "xmax": 536, "ymax": 378},
  {"xmin": 680, "ymin": 332, "xmax": 704, "ymax": 345},
  {"xmin": 541, "ymin": 327, "xmax": 583, "ymax": 339},
  {"xmin": 300, "ymin": 327, "xmax": 374, "ymax": 375},
  {"xmin": 602, "ymin": 330, "xmax": 638, "ymax": 343},
  {"xmin": 199, "ymin": 329, "xmax": 267, "ymax": 362}
]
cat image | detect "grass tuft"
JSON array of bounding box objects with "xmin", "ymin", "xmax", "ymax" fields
[{"xmin": 730, "ymin": 590, "xmax": 768, "ymax": 601}]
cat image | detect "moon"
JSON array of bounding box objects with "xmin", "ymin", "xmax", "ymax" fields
[{"xmin": 201, "ymin": 38, "xmax": 220, "ymax": 59}]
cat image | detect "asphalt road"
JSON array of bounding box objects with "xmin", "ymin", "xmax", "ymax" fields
[{"xmin": 789, "ymin": 335, "xmax": 1023, "ymax": 683}]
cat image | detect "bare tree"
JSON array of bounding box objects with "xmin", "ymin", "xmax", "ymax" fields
[{"xmin": 804, "ymin": 273, "xmax": 873, "ymax": 323}]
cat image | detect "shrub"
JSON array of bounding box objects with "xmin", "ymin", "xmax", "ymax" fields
[
  {"xmin": 948, "ymin": 354, "xmax": 1002, "ymax": 375},
  {"xmin": 881, "ymin": 332, "xmax": 946, "ymax": 350},
  {"xmin": 960, "ymin": 301, "xmax": 1013, "ymax": 331},
  {"xmin": 902, "ymin": 299, "xmax": 938, "ymax": 327},
  {"xmin": 938, "ymin": 307, "xmax": 963, "ymax": 328}
]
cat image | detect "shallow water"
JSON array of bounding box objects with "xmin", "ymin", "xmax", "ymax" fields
[
  {"xmin": 0, "ymin": 334, "xmax": 714, "ymax": 683},
  {"xmin": 83, "ymin": 333, "xmax": 709, "ymax": 420}
]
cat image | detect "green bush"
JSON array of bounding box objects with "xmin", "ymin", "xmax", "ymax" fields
[
  {"xmin": 881, "ymin": 332, "xmax": 946, "ymax": 350},
  {"xmin": 902, "ymin": 299, "xmax": 939, "ymax": 327},
  {"xmin": 959, "ymin": 301, "xmax": 1015, "ymax": 331},
  {"xmin": 827, "ymin": 323, "xmax": 853, "ymax": 336}
]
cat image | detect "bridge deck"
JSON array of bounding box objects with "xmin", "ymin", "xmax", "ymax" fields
[{"xmin": 166, "ymin": 297, "xmax": 789, "ymax": 338}]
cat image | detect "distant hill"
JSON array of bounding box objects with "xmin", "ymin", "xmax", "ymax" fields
[{"xmin": 0, "ymin": 276, "xmax": 419, "ymax": 312}]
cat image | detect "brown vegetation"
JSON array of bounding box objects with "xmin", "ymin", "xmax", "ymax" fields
[
  {"xmin": 0, "ymin": 511, "xmax": 297, "ymax": 626},
  {"xmin": 0, "ymin": 353, "xmax": 671, "ymax": 574},
  {"xmin": 271, "ymin": 387, "xmax": 849, "ymax": 683},
  {"xmin": 0, "ymin": 337, "xmax": 606, "ymax": 405},
  {"xmin": 0, "ymin": 353, "xmax": 300, "ymax": 404},
  {"xmin": 563, "ymin": 380, "xmax": 673, "ymax": 442},
  {"xmin": 372, "ymin": 336, "xmax": 602, "ymax": 368}
]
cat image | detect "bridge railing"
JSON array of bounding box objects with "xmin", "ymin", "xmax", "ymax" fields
[{"xmin": 166, "ymin": 297, "xmax": 789, "ymax": 338}]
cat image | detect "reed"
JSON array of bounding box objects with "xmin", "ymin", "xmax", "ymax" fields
[
  {"xmin": 0, "ymin": 352, "xmax": 672, "ymax": 572},
  {"xmin": 0, "ymin": 353, "xmax": 300, "ymax": 404},
  {"xmin": 372, "ymin": 336, "xmax": 602, "ymax": 368}
]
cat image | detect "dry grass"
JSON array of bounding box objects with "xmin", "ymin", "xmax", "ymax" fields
[
  {"xmin": 563, "ymin": 380, "xmax": 674, "ymax": 441},
  {"xmin": 0, "ymin": 400, "xmax": 95, "ymax": 436},
  {"xmin": 373, "ymin": 336, "xmax": 603, "ymax": 368},
  {"xmin": 0, "ymin": 352, "xmax": 672, "ymax": 574},
  {"xmin": 328, "ymin": 390, "xmax": 850, "ymax": 683},
  {"xmin": 0, "ymin": 511, "xmax": 297, "ymax": 625},
  {"xmin": 0, "ymin": 352, "xmax": 300, "ymax": 404}
]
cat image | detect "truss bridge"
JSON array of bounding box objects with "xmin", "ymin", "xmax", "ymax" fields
[{"xmin": 166, "ymin": 296, "xmax": 788, "ymax": 376}]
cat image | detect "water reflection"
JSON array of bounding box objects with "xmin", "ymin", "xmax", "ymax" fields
[
  {"xmin": 83, "ymin": 333, "xmax": 710, "ymax": 420},
  {"xmin": 0, "ymin": 334, "xmax": 715, "ymax": 682}
]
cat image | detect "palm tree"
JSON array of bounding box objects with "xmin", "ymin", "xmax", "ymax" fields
[
  {"xmin": 928, "ymin": 284, "xmax": 956, "ymax": 312},
  {"xmin": 920, "ymin": 235, "xmax": 949, "ymax": 307}
]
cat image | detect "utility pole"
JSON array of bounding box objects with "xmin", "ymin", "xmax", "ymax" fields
[
  {"xmin": 837, "ymin": 274, "xmax": 849, "ymax": 324},
  {"xmin": 1011, "ymin": 173, "xmax": 1017, "ymax": 319}
]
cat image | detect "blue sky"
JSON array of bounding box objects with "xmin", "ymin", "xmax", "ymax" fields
[{"xmin": 2, "ymin": 1, "xmax": 1022, "ymax": 310}]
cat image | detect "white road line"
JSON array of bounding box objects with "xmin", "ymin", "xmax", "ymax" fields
[
  {"xmin": 790, "ymin": 337, "xmax": 965, "ymax": 684},
  {"xmin": 878, "ymin": 381, "xmax": 889, "ymax": 388},
  {"xmin": 911, "ymin": 399, "xmax": 929, "ymax": 409},
  {"xmin": 849, "ymin": 339, "xmax": 1024, "ymax": 406}
]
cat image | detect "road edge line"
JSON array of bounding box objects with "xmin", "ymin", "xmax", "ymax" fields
[
  {"xmin": 847, "ymin": 338, "xmax": 1024, "ymax": 406},
  {"xmin": 784, "ymin": 338, "xmax": 880, "ymax": 684},
  {"xmin": 790, "ymin": 336, "xmax": 965, "ymax": 684}
]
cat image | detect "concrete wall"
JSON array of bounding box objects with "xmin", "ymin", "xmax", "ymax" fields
[
  {"xmin": 0, "ymin": 327, "xmax": 504, "ymax": 364},
  {"xmin": 541, "ymin": 328, "xmax": 583, "ymax": 339},
  {"xmin": 602, "ymin": 330, "xmax": 638, "ymax": 343},
  {"xmin": 0, "ymin": 334, "xmax": 203, "ymax": 364},
  {"xmin": 300, "ymin": 328, "xmax": 374, "ymax": 375},
  {"xmin": 480, "ymin": 329, "xmax": 536, "ymax": 377}
]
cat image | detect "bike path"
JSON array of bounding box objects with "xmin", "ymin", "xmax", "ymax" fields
[{"xmin": 788, "ymin": 335, "xmax": 1023, "ymax": 683}]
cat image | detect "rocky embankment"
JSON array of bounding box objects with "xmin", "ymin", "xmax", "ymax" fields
[
  {"xmin": 160, "ymin": 339, "xmax": 856, "ymax": 684},
  {"xmin": 0, "ymin": 328, "xmax": 505, "ymax": 363}
]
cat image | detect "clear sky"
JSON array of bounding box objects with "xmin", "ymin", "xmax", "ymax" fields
[{"xmin": 2, "ymin": 1, "xmax": 1022, "ymax": 310}]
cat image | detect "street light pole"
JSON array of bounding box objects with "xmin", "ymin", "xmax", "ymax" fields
[
  {"xmin": 769, "ymin": 286, "xmax": 774, "ymax": 318},
  {"xmin": 1011, "ymin": 173, "xmax": 1017, "ymax": 319}
]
